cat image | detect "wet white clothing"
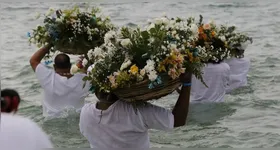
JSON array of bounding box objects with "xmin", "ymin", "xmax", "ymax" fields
[
  {"xmin": 0, "ymin": 113, "xmax": 53, "ymax": 149},
  {"xmin": 35, "ymin": 63, "xmax": 90, "ymax": 118},
  {"xmin": 79, "ymin": 100, "xmax": 174, "ymax": 149},
  {"xmin": 225, "ymin": 57, "xmax": 250, "ymax": 93},
  {"xmin": 191, "ymin": 62, "xmax": 230, "ymax": 102}
]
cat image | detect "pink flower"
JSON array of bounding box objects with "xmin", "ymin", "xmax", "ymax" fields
[
  {"xmin": 168, "ymin": 68, "xmax": 178, "ymax": 79},
  {"xmin": 175, "ymin": 55, "xmax": 184, "ymax": 64},
  {"xmin": 108, "ymin": 75, "xmax": 117, "ymax": 88},
  {"xmin": 113, "ymin": 71, "xmax": 120, "ymax": 76},
  {"xmin": 180, "ymin": 68, "xmax": 186, "ymax": 74},
  {"xmin": 203, "ymin": 24, "xmax": 211, "ymax": 30}
]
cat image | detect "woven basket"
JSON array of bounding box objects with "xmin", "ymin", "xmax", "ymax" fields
[
  {"xmin": 113, "ymin": 74, "xmax": 181, "ymax": 102},
  {"xmin": 54, "ymin": 39, "xmax": 100, "ymax": 55}
]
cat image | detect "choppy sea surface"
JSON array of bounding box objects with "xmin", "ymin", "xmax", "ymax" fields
[{"xmin": 1, "ymin": 0, "xmax": 280, "ymax": 148}]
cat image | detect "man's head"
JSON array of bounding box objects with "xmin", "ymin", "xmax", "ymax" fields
[
  {"xmin": 53, "ymin": 53, "xmax": 71, "ymax": 71},
  {"xmin": 95, "ymin": 90, "xmax": 118, "ymax": 103},
  {"xmin": 232, "ymin": 45, "xmax": 245, "ymax": 58},
  {"xmin": 1, "ymin": 89, "xmax": 21, "ymax": 113},
  {"xmin": 235, "ymin": 48, "xmax": 245, "ymax": 56}
]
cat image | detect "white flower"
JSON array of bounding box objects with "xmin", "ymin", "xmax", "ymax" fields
[
  {"xmin": 93, "ymin": 47, "xmax": 103, "ymax": 57},
  {"xmin": 219, "ymin": 36, "xmax": 226, "ymax": 42},
  {"xmin": 155, "ymin": 18, "xmax": 162, "ymax": 25},
  {"xmin": 170, "ymin": 44, "xmax": 177, "ymax": 50},
  {"xmin": 174, "ymin": 23, "xmax": 180, "ymax": 28},
  {"xmin": 148, "ymin": 71, "xmax": 158, "ymax": 81},
  {"xmin": 82, "ymin": 59, "xmax": 88, "ymax": 67},
  {"xmin": 86, "ymin": 26, "xmax": 91, "ymax": 34},
  {"xmin": 147, "ymin": 23, "xmax": 155, "ymax": 31},
  {"xmin": 97, "ymin": 21, "xmax": 102, "ymax": 25},
  {"xmin": 70, "ymin": 65, "xmax": 79, "ymax": 74},
  {"xmin": 144, "ymin": 59, "xmax": 155, "ymax": 73},
  {"xmin": 190, "ymin": 24, "xmax": 198, "ymax": 35},
  {"xmin": 120, "ymin": 39, "xmax": 132, "ymax": 47},
  {"xmin": 161, "ymin": 45, "xmax": 167, "ymax": 50},
  {"xmin": 148, "ymin": 37, "xmax": 155, "ymax": 43},
  {"xmin": 208, "ymin": 19, "xmax": 215, "ymax": 26},
  {"xmin": 120, "ymin": 60, "xmax": 132, "ymax": 71},
  {"xmin": 56, "ymin": 18, "xmax": 62, "ymax": 23},
  {"xmin": 30, "ymin": 38, "xmax": 35, "ymax": 44},
  {"xmin": 88, "ymin": 35, "xmax": 92, "ymax": 41},
  {"xmin": 87, "ymin": 49, "xmax": 94, "ymax": 59},
  {"xmin": 94, "ymin": 28, "xmax": 99, "ymax": 32},
  {"xmin": 181, "ymin": 45, "xmax": 185, "ymax": 50},
  {"xmin": 161, "ymin": 17, "xmax": 169, "ymax": 25},
  {"xmin": 170, "ymin": 20, "xmax": 176, "ymax": 25},
  {"xmin": 140, "ymin": 69, "xmax": 146, "ymax": 76},
  {"xmin": 104, "ymin": 30, "xmax": 116, "ymax": 44},
  {"xmin": 107, "ymin": 46, "xmax": 115, "ymax": 56}
]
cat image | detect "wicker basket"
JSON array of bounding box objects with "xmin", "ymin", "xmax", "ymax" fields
[
  {"xmin": 113, "ymin": 74, "xmax": 181, "ymax": 102},
  {"xmin": 54, "ymin": 39, "xmax": 100, "ymax": 55}
]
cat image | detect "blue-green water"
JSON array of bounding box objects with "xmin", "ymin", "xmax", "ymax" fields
[{"xmin": 2, "ymin": 0, "xmax": 280, "ymax": 148}]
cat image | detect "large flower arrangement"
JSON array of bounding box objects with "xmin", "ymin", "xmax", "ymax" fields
[
  {"xmin": 27, "ymin": 5, "xmax": 115, "ymax": 58},
  {"xmin": 193, "ymin": 15, "xmax": 230, "ymax": 63},
  {"xmin": 82, "ymin": 16, "xmax": 206, "ymax": 102},
  {"xmin": 217, "ymin": 24, "xmax": 253, "ymax": 58}
]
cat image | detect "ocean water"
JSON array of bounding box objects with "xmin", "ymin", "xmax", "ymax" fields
[{"xmin": 1, "ymin": 0, "xmax": 280, "ymax": 148}]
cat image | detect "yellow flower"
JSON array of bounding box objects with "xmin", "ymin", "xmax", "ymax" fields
[
  {"xmin": 158, "ymin": 64, "xmax": 166, "ymax": 72},
  {"xmin": 211, "ymin": 31, "xmax": 216, "ymax": 37},
  {"xmin": 130, "ymin": 64, "xmax": 139, "ymax": 75},
  {"xmin": 187, "ymin": 51, "xmax": 194, "ymax": 63}
]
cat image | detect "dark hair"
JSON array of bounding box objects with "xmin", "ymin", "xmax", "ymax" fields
[
  {"xmin": 54, "ymin": 53, "xmax": 71, "ymax": 69},
  {"xmin": 95, "ymin": 90, "xmax": 118, "ymax": 103},
  {"xmin": 1, "ymin": 89, "xmax": 21, "ymax": 113}
]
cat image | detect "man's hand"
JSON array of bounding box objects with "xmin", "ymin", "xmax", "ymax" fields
[
  {"xmin": 179, "ymin": 72, "xmax": 192, "ymax": 83},
  {"xmin": 30, "ymin": 44, "xmax": 53, "ymax": 71}
]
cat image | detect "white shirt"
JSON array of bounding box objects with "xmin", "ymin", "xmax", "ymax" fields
[
  {"xmin": 35, "ymin": 63, "xmax": 90, "ymax": 118},
  {"xmin": 79, "ymin": 100, "xmax": 174, "ymax": 149},
  {"xmin": 225, "ymin": 57, "xmax": 250, "ymax": 93},
  {"xmin": 87, "ymin": 64, "xmax": 95, "ymax": 73},
  {"xmin": 0, "ymin": 113, "xmax": 53, "ymax": 149},
  {"xmin": 191, "ymin": 62, "xmax": 230, "ymax": 103}
]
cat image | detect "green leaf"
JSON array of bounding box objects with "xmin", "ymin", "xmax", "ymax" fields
[
  {"xmin": 141, "ymin": 31, "xmax": 149, "ymax": 39},
  {"xmin": 82, "ymin": 76, "xmax": 90, "ymax": 81}
]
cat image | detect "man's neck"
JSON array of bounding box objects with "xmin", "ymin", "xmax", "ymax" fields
[
  {"xmin": 96, "ymin": 101, "xmax": 116, "ymax": 110},
  {"xmin": 55, "ymin": 69, "xmax": 72, "ymax": 78}
]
